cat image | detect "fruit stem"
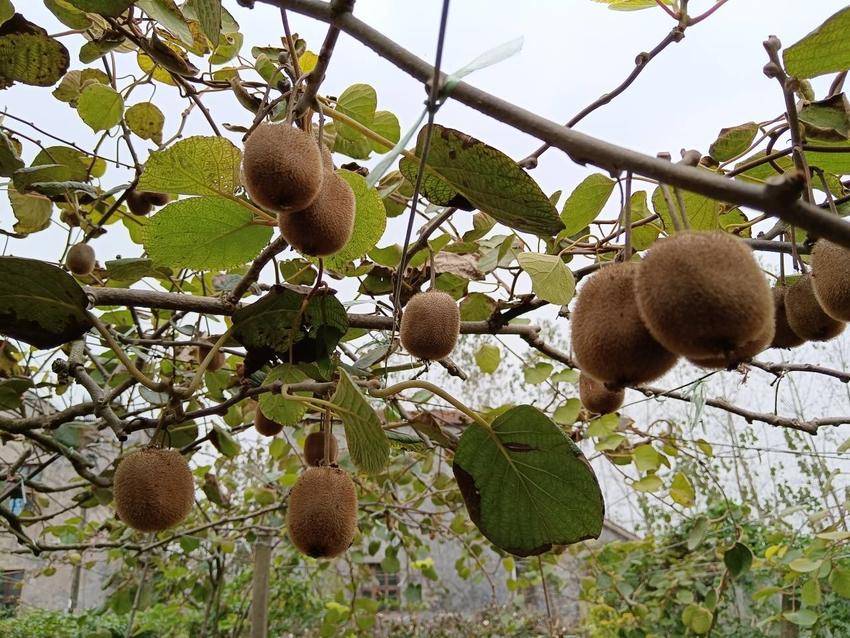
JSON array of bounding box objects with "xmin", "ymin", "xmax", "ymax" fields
[
  {"xmin": 369, "ymin": 380, "xmax": 490, "ymax": 430},
  {"xmin": 317, "ymin": 98, "xmax": 416, "ymax": 160},
  {"xmin": 179, "ymin": 328, "xmax": 234, "ymax": 398},
  {"xmin": 87, "ymin": 312, "xmax": 169, "ymax": 393}
]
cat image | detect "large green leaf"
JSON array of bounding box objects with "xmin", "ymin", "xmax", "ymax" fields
[
  {"xmin": 405, "ymin": 125, "xmax": 563, "ymax": 236},
  {"xmin": 0, "ymin": 14, "xmax": 70, "ymax": 88},
  {"xmin": 0, "ymin": 256, "xmax": 92, "ymax": 348},
  {"xmin": 136, "ymin": 0, "xmax": 193, "ymax": 44},
  {"xmin": 258, "ymin": 364, "xmax": 309, "ymax": 426},
  {"xmin": 144, "ymin": 196, "xmax": 272, "ymax": 270},
  {"xmin": 76, "ymin": 83, "xmax": 124, "ymax": 131},
  {"xmin": 452, "ymin": 405, "xmax": 604, "ymax": 556},
  {"xmin": 137, "ymin": 135, "xmax": 241, "ymax": 196},
  {"xmin": 332, "ymin": 83, "xmax": 378, "ymax": 159},
  {"xmin": 331, "ymin": 369, "xmax": 389, "ymax": 474},
  {"xmin": 516, "ymin": 252, "xmax": 575, "ymax": 305},
  {"xmin": 322, "ymin": 170, "xmax": 386, "ymax": 270},
  {"xmin": 560, "ymin": 173, "xmax": 615, "ymax": 236},
  {"xmin": 735, "ymin": 147, "xmax": 850, "ymax": 179},
  {"xmin": 784, "ymin": 7, "xmax": 850, "ymax": 79},
  {"xmin": 67, "ymin": 0, "xmax": 134, "ymax": 16}
]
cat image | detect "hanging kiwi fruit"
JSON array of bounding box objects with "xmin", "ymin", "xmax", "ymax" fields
[
  {"xmin": 399, "ymin": 290, "xmax": 461, "ymax": 361},
  {"xmin": 66, "ymin": 243, "xmax": 96, "ymax": 276},
  {"xmin": 784, "ymin": 273, "xmax": 845, "ymax": 342},
  {"xmin": 579, "ymin": 373, "xmax": 624, "ymax": 415},
  {"xmin": 286, "ymin": 466, "xmax": 357, "ymax": 559}
]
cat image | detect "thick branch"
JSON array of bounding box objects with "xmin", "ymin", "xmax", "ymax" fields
[{"xmin": 258, "ymin": 0, "xmax": 850, "ymax": 248}]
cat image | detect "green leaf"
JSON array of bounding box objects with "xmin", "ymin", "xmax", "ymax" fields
[
  {"xmin": 144, "ymin": 197, "xmax": 272, "ymax": 270},
  {"xmin": 125, "ymin": 102, "xmax": 165, "ymax": 144},
  {"xmin": 209, "ymin": 423, "xmax": 240, "ymax": 457},
  {"xmin": 724, "ymin": 542, "xmax": 753, "ymax": 578},
  {"xmin": 474, "ymin": 343, "xmax": 500, "ymax": 374},
  {"xmin": 801, "ymin": 577, "xmax": 822, "ymax": 607},
  {"xmin": 452, "ymin": 404, "xmax": 604, "ymax": 556},
  {"xmin": 0, "ymin": 130, "xmax": 22, "ymax": 177},
  {"xmin": 45, "ymin": 1, "xmax": 92, "ymax": 30},
  {"xmin": 167, "ymin": 421, "xmax": 198, "ymax": 449},
  {"xmin": 708, "ymin": 122, "xmax": 758, "ymax": 162},
  {"xmin": 258, "ymin": 364, "xmax": 310, "ymax": 426},
  {"xmin": 322, "ymin": 171, "xmax": 387, "ymax": 270},
  {"xmin": 136, "ymin": 0, "xmax": 193, "ymax": 44},
  {"xmin": 587, "ymin": 413, "xmax": 619, "ymax": 438},
  {"xmin": 0, "ymin": 377, "xmax": 33, "ymax": 410},
  {"xmin": 652, "ymin": 185, "xmax": 720, "ymax": 231},
  {"xmin": 684, "ymin": 605, "xmax": 713, "ymax": 634},
  {"xmin": 516, "ymin": 253, "xmax": 575, "ymax": 306},
  {"xmin": 593, "ymin": 0, "xmax": 674, "ymax": 10},
  {"xmin": 52, "ymin": 68, "xmax": 109, "ymax": 105},
  {"xmin": 523, "ymin": 361, "xmax": 553, "ymax": 385},
  {"xmin": 369, "ymin": 110, "xmax": 400, "ymax": 154},
  {"xmin": 687, "ymin": 516, "xmax": 708, "ymax": 551},
  {"xmin": 193, "ymin": 0, "xmax": 222, "ymax": 47},
  {"xmin": 0, "ymin": 256, "xmax": 92, "ymax": 348},
  {"xmin": 331, "ymin": 369, "xmax": 389, "ymax": 474},
  {"xmin": 0, "ymin": 15, "xmax": 70, "ymax": 88},
  {"xmin": 76, "ymin": 83, "xmax": 124, "ymax": 131},
  {"xmin": 829, "ymin": 566, "xmax": 850, "ymax": 598},
  {"xmin": 784, "ymin": 7, "xmax": 850, "ymax": 79},
  {"xmin": 67, "ymin": 0, "xmax": 134, "ymax": 16},
  {"xmin": 632, "ymin": 474, "xmax": 663, "ymax": 493},
  {"xmin": 632, "ymin": 444, "xmax": 662, "ymax": 473},
  {"xmin": 560, "ymin": 173, "xmax": 616, "ymax": 236},
  {"xmin": 799, "ymin": 94, "xmax": 850, "ymax": 141},
  {"xmin": 752, "ymin": 585, "xmax": 782, "ymax": 601},
  {"xmin": 459, "ymin": 292, "xmax": 495, "ymax": 321},
  {"xmin": 137, "ymin": 135, "xmax": 241, "ymax": 196},
  {"xmin": 789, "ymin": 557, "xmax": 823, "ymax": 573},
  {"xmin": 9, "ymin": 189, "xmax": 51, "ymax": 234},
  {"xmin": 670, "ymin": 470, "xmax": 695, "ymax": 507},
  {"xmin": 0, "ymin": 1, "xmax": 13, "ymax": 26},
  {"xmin": 406, "ymin": 125, "xmax": 563, "ymax": 236},
  {"xmin": 32, "ymin": 146, "xmax": 105, "ymax": 180},
  {"xmin": 332, "ymin": 83, "xmax": 377, "ymax": 159},
  {"xmin": 783, "ymin": 609, "xmax": 818, "ymax": 628},
  {"xmin": 553, "ymin": 398, "xmax": 581, "ymax": 426}
]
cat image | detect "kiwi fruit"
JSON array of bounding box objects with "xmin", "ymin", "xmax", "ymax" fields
[
  {"xmin": 277, "ymin": 172, "xmax": 355, "ymax": 256},
  {"xmin": 635, "ymin": 231, "xmax": 774, "ymax": 360},
  {"xmin": 254, "ymin": 407, "xmax": 283, "ymax": 437},
  {"xmin": 286, "ymin": 466, "xmax": 357, "ymax": 558},
  {"xmin": 194, "ymin": 340, "xmax": 225, "ymax": 372},
  {"xmin": 579, "ymin": 373, "xmax": 624, "ymax": 414},
  {"xmin": 66, "ymin": 243, "xmax": 96, "ymax": 276},
  {"xmin": 571, "ymin": 262, "xmax": 677, "ymax": 386},
  {"xmin": 243, "ymin": 122, "xmax": 324, "ymax": 213},
  {"xmin": 144, "ymin": 191, "xmax": 171, "ymax": 207},
  {"xmin": 770, "ymin": 285, "xmax": 806, "ymax": 349},
  {"xmin": 400, "ymin": 290, "xmax": 461, "ymax": 360},
  {"xmin": 812, "ymin": 239, "xmax": 850, "ymax": 321},
  {"xmin": 126, "ymin": 190, "xmax": 152, "ymax": 216},
  {"xmin": 688, "ymin": 319, "xmax": 774, "ymax": 369},
  {"xmin": 304, "ymin": 431, "xmax": 338, "ymax": 466},
  {"xmin": 784, "ymin": 273, "xmax": 845, "ymax": 342},
  {"xmin": 113, "ymin": 448, "xmax": 194, "ymax": 532}
]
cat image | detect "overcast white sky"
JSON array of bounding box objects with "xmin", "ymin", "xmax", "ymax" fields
[{"xmin": 6, "ymin": 1, "xmax": 850, "ymax": 528}]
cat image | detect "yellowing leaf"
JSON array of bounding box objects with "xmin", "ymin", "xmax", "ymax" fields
[
  {"xmin": 125, "ymin": 102, "xmax": 165, "ymax": 144},
  {"xmin": 76, "ymin": 83, "xmax": 124, "ymax": 131},
  {"xmin": 670, "ymin": 471, "xmax": 695, "ymax": 507}
]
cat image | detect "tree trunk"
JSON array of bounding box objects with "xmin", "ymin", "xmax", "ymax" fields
[{"xmin": 250, "ymin": 534, "xmax": 272, "ymax": 638}]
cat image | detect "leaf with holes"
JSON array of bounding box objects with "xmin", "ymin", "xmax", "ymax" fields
[
  {"xmin": 0, "ymin": 256, "xmax": 92, "ymax": 348},
  {"xmin": 125, "ymin": 102, "xmax": 164, "ymax": 144},
  {"xmin": 452, "ymin": 405, "xmax": 603, "ymax": 556},
  {"xmin": 331, "ymin": 369, "xmax": 389, "ymax": 474},
  {"xmin": 517, "ymin": 252, "xmax": 575, "ymax": 306},
  {"xmin": 144, "ymin": 197, "xmax": 271, "ymax": 270},
  {"xmin": 137, "ymin": 135, "xmax": 241, "ymax": 196},
  {"xmin": 405, "ymin": 125, "xmax": 563, "ymax": 236}
]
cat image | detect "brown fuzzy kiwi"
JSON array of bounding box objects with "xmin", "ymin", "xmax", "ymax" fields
[
  {"xmin": 399, "ymin": 290, "xmax": 460, "ymax": 360},
  {"xmin": 66, "ymin": 243, "xmax": 96, "ymax": 276},
  {"xmin": 571, "ymin": 262, "xmax": 677, "ymax": 386},
  {"xmin": 194, "ymin": 341, "xmax": 225, "ymax": 372},
  {"xmin": 812, "ymin": 239, "xmax": 850, "ymax": 321},
  {"xmin": 304, "ymin": 431, "xmax": 339, "ymax": 466},
  {"xmin": 635, "ymin": 231, "xmax": 774, "ymax": 359},
  {"xmin": 688, "ymin": 318, "xmax": 774, "ymax": 369},
  {"xmin": 144, "ymin": 191, "xmax": 171, "ymax": 208},
  {"xmin": 784, "ymin": 273, "xmax": 845, "ymax": 342},
  {"xmin": 254, "ymin": 407, "xmax": 283, "ymax": 437},
  {"xmin": 278, "ymin": 172, "xmax": 355, "ymax": 256},
  {"xmin": 579, "ymin": 373, "xmax": 624, "ymax": 414},
  {"xmin": 771, "ymin": 285, "xmax": 806, "ymax": 349},
  {"xmin": 125, "ymin": 189, "xmax": 152, "ymax": 216},
  {"xmin": 113, "ymin": 448, "xmax": 194, "ymax": 532},
  {"xmin": 286, "ymin": 466, "xmax": 357, "ymax": 558},
  {"xmin": 243, "ymin": 122, "xmax": 324, "ymax": 212}
]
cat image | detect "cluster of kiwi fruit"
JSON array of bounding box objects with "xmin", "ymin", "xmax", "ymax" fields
[
  {"xmin": 571, "ymin": 230, "xmax": 826, "ymax": 414},
  {"xmin": 243, "ymin": 123, "xmax": 355, "ymax": 257},
  {"xmin": 399, "ymin": 290, "xmax": 461, "ymax": 361},
  {"xmin": 113, "ymin": 447, "xmax": 194, "ymax": 532},
  {"xmin": 126, "ymin": 189, "xmax": 170, "ymax": 216}
]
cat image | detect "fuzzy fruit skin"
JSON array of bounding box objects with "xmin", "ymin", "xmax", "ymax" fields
[
  {"xmin": 572, "ymin": 262, "xmax": 677, "ymax": 386},
  {"xmin": 254, "ymin": 409, "xmax": 283, "ymax": 437},
  {"xmin": 126, "ymin": 190, "xmax": 152, "ymax": 216},
  {"xmin": 771, "ymin": 286, "xmax": 806, "ymax": 349},
  {"xmin": 286, "ymin": 466, "xmax": 357, "ymax": 558},
  {"xmin": 114, "ymin": 448, "xmax": 194, "ymax": 532},
  {"xmin": 634, "ymin": 231, "xmax": 774, "ymax": 359},
  {"xmin": 194, "ymin": 342, "xmax": 225, "ymax": 372},
  {"xmin": 243, "ymin": 123, "xmax": 324, "ymax": 212},
  {"xmin": 66, "ymin": 243, "xmax": 96, "ymax": 276},
  {"xmin": 688, "ymin": 319, "xmax": 774, "ymax": 369},
  {"xmin": 278, "ymin": 172, "xmax": 355, "ymax": 256},
  {"xmin": 144, "ymin": 192, "xmax": 171, "ymax": 207},
  {"xmin": 304, "ymin": 431, "xmax": 339, "ymax": 466},
  {"xmin": 579, "ymin": 373, "xmax": 624, "ymax": 415},
  {"xmin": 400, "ymin": 290, "xmax": 460, "ymax": 361},
  {"xmin": 785, "ymin": 273, "xmax": 845, "ymax": 342},
  {"xmin": 812, "ymin": 240, "xmax": 850, "ymax": 321}
]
